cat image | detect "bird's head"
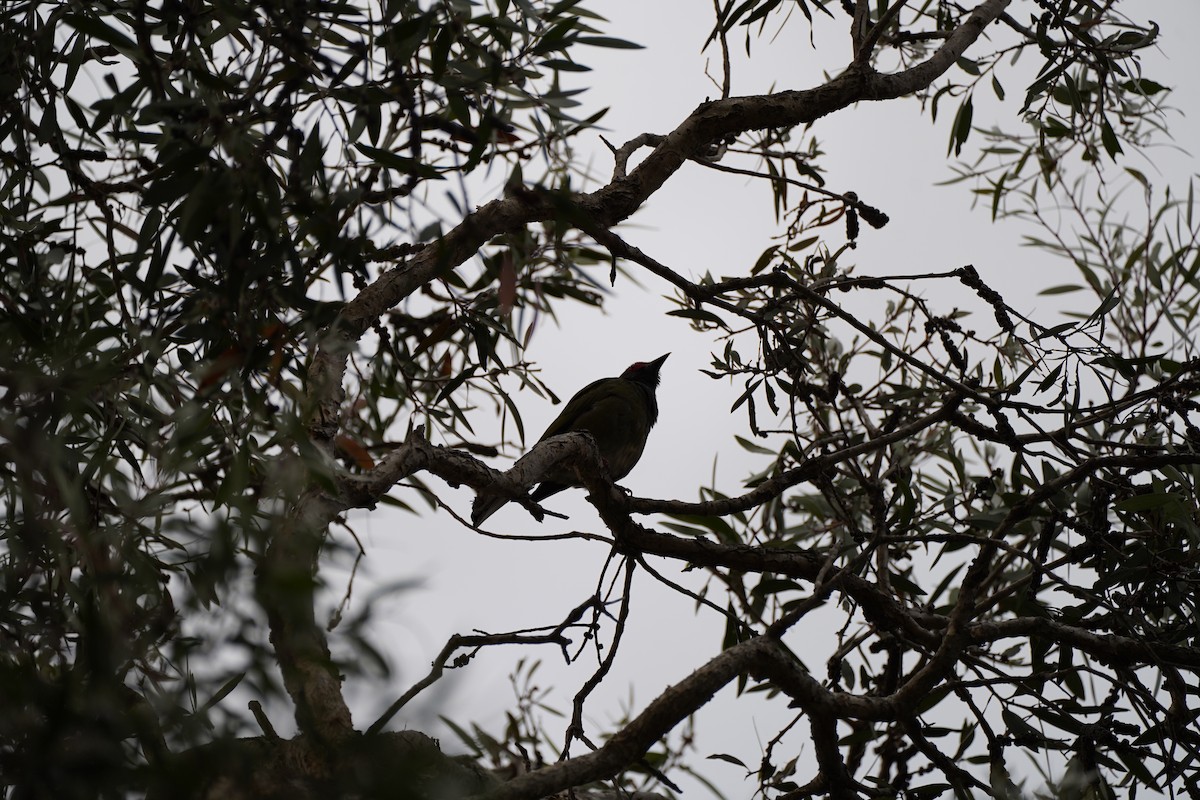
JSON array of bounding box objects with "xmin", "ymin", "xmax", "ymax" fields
[{"xmin": 620, "ymin": 353, "xmax": 670, "ymax": 387}]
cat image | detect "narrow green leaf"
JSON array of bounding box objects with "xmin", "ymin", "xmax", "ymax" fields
[
  {"xmin": 668, "ymin": 307, "xmax": 730, "ymax": 329},
  {"xmin": 1100, "ymin": 117, "xmax": 1123, "ymax": 161},
  {"xmin": 707, "ymin": 752, "xmax": 748, "ymax": 769},
  {"xmin": 948, "ymin": 94, "xmax": 974, "ymax": 156},
  {"xmin": 575, "ymin": 35, "xmax": 643, "ymax": 49}
]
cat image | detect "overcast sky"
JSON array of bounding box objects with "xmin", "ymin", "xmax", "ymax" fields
[{"xmin": 337, "ymin": 3, "xmax": 1200, "ymax": 796}]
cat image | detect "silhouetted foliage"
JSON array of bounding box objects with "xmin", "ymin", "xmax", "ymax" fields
[{"xmin": 2, "ymin": 1, "xmax": 1196, "ymax": 798}]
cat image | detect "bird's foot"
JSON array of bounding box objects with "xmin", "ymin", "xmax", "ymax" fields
[{"xmin": 516, "ymin": 495, "xmax": 568, "ymax": 522}]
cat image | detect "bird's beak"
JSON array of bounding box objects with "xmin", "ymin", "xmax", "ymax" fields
[{"xmin": 648, "ymin": 353, "xmax": 670, "ymax": 370}]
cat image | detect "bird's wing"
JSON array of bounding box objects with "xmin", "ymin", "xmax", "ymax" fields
[
  {"xmin": 537, "ymin": 379, "xmax": 652, "ymax": 480},
  {"xmin": 537, "ymin": 377, "xmax": 617, "ymax": 441},
  {"xmin": 475, "ymin": 379, "xmax": 651, "ymax": 525}
]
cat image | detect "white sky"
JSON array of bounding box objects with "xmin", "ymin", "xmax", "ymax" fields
[{"xmin": 334, "ymin": 2, "xmax": 1200, "ymax": 796}]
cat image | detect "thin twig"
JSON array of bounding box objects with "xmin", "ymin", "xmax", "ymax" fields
[{"xmin": 711, "ymin": 0, "xmax": 731, "ymax": 98}]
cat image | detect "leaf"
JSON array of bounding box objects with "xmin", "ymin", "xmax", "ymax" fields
[
  {"xmin": 335, "ymin": 435, "xmax": 376, "ymax": 470},
  {"xmin": 668, "ymin": 307, "xmax": 730, "ymax": 329},
  {"xmin": 435, "ymin": 366, "xmax": 477, "ymax": 402},
  {"xmin": 1002, "ymin": 708, "xmax": 1043, "ymax": 743},
  {"xmin": 63, "ymin": 12, "xmax": 137, "ymax": 51},
  {"xmin": 1121, "ymin": 77, "xmax": 1168, "ymax": 96},
  {"xmin": 742, "ymin": 0, "xmax": 783, "ymax": 27},
  {"xmin": 734, "ymin": 435, "xmax": 774, "ymax": 455},
  {"xmin": 539, "ymin": 58, "xmax": 590, "ymax": 71},
  {"xmin": 662, "ymin": 522, "xmax": 716, "ymax": 538},
  {"xmin": 915, "ymin": 686, "xmax": 950, "ymax": 714},
  {"xmin": 498, "ymin": 252, "xmax": 517, "ymax": 314},
  {"xmin": 1099, "ymin": 117, "xmax": 1123, "ymax": 161},
  {"xmin": 888, "ymin": 571, "xmax": 926, "ymax": 597},
  {"xmin": 135, "ymin": 207, "xmax": 163, "ymax": 282},
  {"xmin": 786, "ymin": 235, "xmax": 819, "ymax": 254},
  {"xmin": 197, "ymin": 672, "xmax": 246, "ymax": 714},
  {"xmin": 1035, "ymin": 362, "xmax": 1063, "ymax": 394},
  {"xmin": 1033, "ymin": 321, "xmax": 1077, "ymax": 340},
  {"xmin": 439, "ymin": 716, "xmax": 483, "ymax": 756},
  {"xmin": 354, "ymin": 143, "xmax": 443, "ymax": 179},
  {"xmin": 1086, "ymin": 289, "xmax": 1121, "ymax": 322},
  {"xmin": 1039, "ymin": 284, "xmax": 1084, "ymax": 295},
  {"xmin": 730, "ymin": 380, "xmax": 761, "ymax": 413},
  {"xmin": 706, "ymin": 752, "xmax": 748, "ymax": 768},
  {"xmin": 948, "ymin": 94, "xmax": 974, "ymax": 157},
  {"xmin": 665, "ymin": 513, "xmax": 740, "ymax": 544},
  {"xmin": 1125, "ymin": 167, "xmax": 1149, "ymax": 190},
  {"xmin": 1114, "ymin": 492, "xmax": 1178, "ymax": 512},
  {"xmin": 1114, "ymin": 745, "xmax": 1160, "ymax": 789},
  {"xmin": 575, "ymin": 35, "xmax": 643, "ymax": 49},
  {"xmin": 956, "ymin": 56, "xmax": 980, "ymax": 76},
  {"xmin": 1042, "ymin": 116, "xmax": 1071, "ymax": 138},
  {"xmin": 1090, "ymin": 352, "xmax": 1163, "ymax": 379},
  {"xmin": 751, "ymin": 245, "xmax": 779, "ymax": 274},
  {"xmin": 990, "ymin": 758, "xmax": 1023, "ymax": 800}
]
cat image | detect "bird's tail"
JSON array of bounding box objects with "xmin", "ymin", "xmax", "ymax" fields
[
  {"xmin": 471, "ymin": 482, "xmax": 567, "ymax": 526},
  {"xmin": 470, "ymin": 493, "xmax": 508, "ymax": 527}
]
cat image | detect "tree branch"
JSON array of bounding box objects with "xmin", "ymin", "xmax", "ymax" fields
[
  {"xmin": 470, "ymin": 637, "xmax": 777, "ymax": 800},
  {"xmin": 274, "ymin": 0, "xmax": 1018, "ymax": 758},
  {"xmin": 863, "ymin": 0, "xmax": 1012, "ymax": 99},
  {"xmin": 254, "ymin": 490, "xmax": 356, "ymax": 744}
]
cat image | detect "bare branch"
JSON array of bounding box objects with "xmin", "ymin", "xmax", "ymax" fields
[
  {"xmin": 602, "ymin": 133, "xmax": 666, "ymax": 181},
  {"xmin": 368, "ymin": 629, "xmax": 572, "ymax": 736}
]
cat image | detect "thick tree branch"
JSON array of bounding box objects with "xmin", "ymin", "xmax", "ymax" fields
[
  {"xmin": 255, "ymin": 490, "xmax": 355, "ymax": 745},
  {"xmin": 272, "ymin": 424, "xmax": 1200, "ymax": 791},
  {"xmin": 308, "ymin": 424, "xmax": 1200, "ymax": 754},
  {"xmin": 470, "ymin": 637, "xmax": 777, "ymax": 800},
  {"xmin": 471, "ymin": 629, "xmax": 1006, "ymax": 800},
  {"xmin": 862, "ymin": 0, "xmax": 1011, "ymax": 99},
  {"xmin": 332, "ymin": 426, "xmax": 952, "ymax": 654},
  {"xmin": 627, "ymin": 396, "xmax": 962, "ymax": 517},
  {"xmin": 967, "ymin": 616, "xmax": 1200, "ymax": 671},
  {"xmin": 272, "ymin": 0, "xmax": 1015, "ymax": 756},
  {"xmin": 341, "ymin": 426, "xmax": 609, "ymax": 518},
  {"xmin": 304, "ymin": 0, "xmax": 1015, "ymax": 451}
]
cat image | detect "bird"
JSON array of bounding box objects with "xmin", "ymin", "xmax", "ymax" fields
[{"xmin": 471, "ymin": 353, "xmax": 669, "ymax": 526}]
